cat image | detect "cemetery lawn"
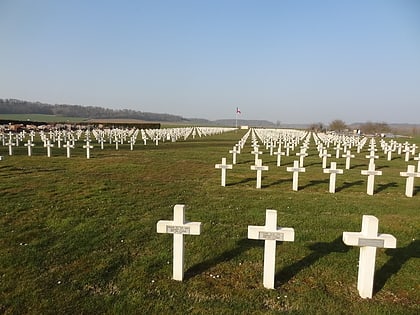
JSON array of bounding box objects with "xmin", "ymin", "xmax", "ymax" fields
[{"xmin": 1, "ymin": 130, "xmax": 419, "ymax": 314}]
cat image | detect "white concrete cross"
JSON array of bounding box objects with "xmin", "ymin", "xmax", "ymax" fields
[
  {"xmin": 365, "ymin": 151, "xmax": 379, "ymax": 165},
  {"xmin": 323, "ymin": 162, "xmax": 344, "ymax": 193},
  {"xmin": 342, "ymin": 150, "xmax": 355, "ymax": 170},
  {"xmin": 251, "ymin": 147, "xmax": 263, "ymax": 165},
  {"xmin": 342, "ymin": 215, "xmax": 396, "ymax": 298},
  {"xmin": 296, "ymin": 149, "xmax": 308, "ymax": 167},
  {"xmin": 248, "ymin": 209, "xmax": 295, "ymax": 289},
  {"xmin": 215, "ymin": 157, "xmax": 233, "ymax": 187},
  {"xmin": 414, "ymin": 153, "xmax": 420, "ymax": 172},
  {"xmin": 286, "ymin": 160, "xmax": 306, "ymax": 191},
  {"xmin": 6, "ymin": 136, "xmax": 15, "ymax": 156},
  {"xmin": 24, "ymin": 140, "xmax": 34, "ymax": 157},
  {"xmin": 229, "ymin": 145, "xmax": 240, "ymax": 164},
  {"xmin": 320, "ymin": 149, "xmax": 331, "ymax": 169},
  {"xmin": 83, "ymin": 140, "xmax": 93, "ymax": 159},
  {"xmin": 403, "ymin": 146, "xmax": 411, "ymax": 162},
  {"xmin": 273, "ymin": 147, "xmax": 285, "ymax": 167},
  {"xmin": 45, "ymin": 139, "xmax": 54, "ymax": 157},
  {"xmin": 361, "ymin": 162, "xmax": 382, "ymax": 195},
  {"xmin": 335, "ymin": 143, "xmax": 341, "ymax": 159},
  {"xmin": 129, "ymin": 137, "xmax": 136, "ymax": 151},
  {"xmin": 250, "ymin": 159, "xmax": 269, "ymax": 189},
  {"xmin": 400, "ymin": 165, "xmax": 420, "ymax": 197},
  {"xmin": 63, "ymin": 141, "xmax": 74, "ymax": 158},
  {"xmin": 157, "ymin": 204, "xmax": 201, "ymax": 281}
]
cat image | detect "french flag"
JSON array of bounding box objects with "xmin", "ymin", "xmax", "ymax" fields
[{"xmin": 236, "ymin": 107, "xmax": 241, "ymax": 114}]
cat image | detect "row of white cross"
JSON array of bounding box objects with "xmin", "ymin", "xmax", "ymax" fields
[
  {"xmin": 1, "ymin": 126, "xmax": 236, "ymax": 159},
  {"xmin": 157, "ymin": 205, "xmax": 396, "ymax": 299},
  {"xmin": 216, "ymin": 129, "xmax": 420, "ymax": 197}
]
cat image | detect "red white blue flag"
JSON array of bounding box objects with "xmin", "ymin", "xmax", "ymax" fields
[{"xmin": 236, "ymin": 107, "xmax": 241, "ymax": 114}]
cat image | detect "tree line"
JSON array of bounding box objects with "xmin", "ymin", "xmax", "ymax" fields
[{"xmin": 0, "ymin": 99, "xmax": 189, "ymax": 122}]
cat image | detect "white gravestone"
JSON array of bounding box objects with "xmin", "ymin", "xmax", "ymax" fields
[
  {"xmin": 343, "ymin": 215, "xmax": 396, "ymax": 299},
  {"xmin": 45, "ymin": 140, "xmax": 54, "ymax": 157},
  {"xmin": 366, "ymin": 151, "xmax": 379, "ymax": 165},
  {"xmin": 157, "ymin": 204, "xmax": 201, "ymax": 281},
  {"xmin": 251, "ymin": 147, "xmax": 262, "ymax": 165},
  {"xmin": 250, "ymin": 159, "xmax": 269, "ymax": 189},
  {"xmin": 273, "ymin": 147, "xmax": 285, "ymax": 167},
  {"xmin": 83, "ymin": 140, "xmax": 93, "ymax": 159},
  {"xmin": 63, "ymin": 141, "xmax": 74, "ymax": 158},
  {"xmin": 414, "ymin": 153, "xmax": 420, "ymax": 172},
  {"xmin": 24, "ymin": 140, "xmax": 34, "ymax": 157},
  {"xmin": 229, "ymin": 145, "xmax": 239, "ymax": 164},
  {"xmin": 248, "ymin": 209, "xmax": 295, "ymax": 289},
  {"xmin": 323, "ymin": 162, "xmax": 344, "ymax": 193},
  {"xmin": 342, "ymin": 150, "xmax": 355, "ymax": 170},
  {"xmin": 215, "ymin": 157, "xmax": 233, "ymax": 187},
  {"xmin": 361, "ymin": 163, "xmax": 382, "ymax": 195},
  {"xmin": 286, "ymin": 160, "xmax": 306, "ymax": 191},
  {"xmin": 399, "ymin": 165, "xmax": 420, "ymax": 197},
  {"xmin": 320, "ymin": 149, "xmax": 331, "ymax": 169},
  {"xmin": 296, "ymin": 149, "xmax": 308, "ymax": 167}
]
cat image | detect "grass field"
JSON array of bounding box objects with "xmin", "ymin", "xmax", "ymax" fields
[{"xmin": 0, "ymin": 129, "xmax": 419, "ymax": 314}]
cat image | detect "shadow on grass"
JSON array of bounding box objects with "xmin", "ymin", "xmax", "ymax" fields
[
  {"xmin": 184, "ymin": 238, "xmax": 260, "ymax": 280},
  {"xmin": 227, "ymin": 177, "xmax": 255, "ymax": 186},
  {"xmin": 414, "ymin": 185, "xmax": 420, "ymax": 196},
  {"xmin": 350, "ymin": 164, "xmax": 366, "ymax": 170},
  {"xmin": 299, "ymin": 179, "xmax": 329, "ymax": 190},
  {"xmin": 376, "ymin": 165, "xmax": 390, "ymax": 170},
  {"xmin": 304, "ymin": 161, "xmax": 322, "ymax": 167},
  {"xmin": 336, "ymin": 180, "xmax": 364, "ymax": 192},
  {"xmin": 275, "ymin": 236, "xmax": 349, "ymax": 288},
  {"xmin": 262, "ymin": 178, "xmax": 292, "ymax": 188},
  {"xmin": 237, "ymin": 159, "xmax": 254, "ymax": 165},
  {"xmin": 374, "ymin": 240, "xmax": 420, "ymax": 295},
  {"xmin": 375, "ymin": 182, "xmax": 398, "ymax": 193}
]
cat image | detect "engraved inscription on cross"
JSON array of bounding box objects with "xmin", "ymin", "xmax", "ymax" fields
[
  {"xmin": 343, "ymin": 215, "xmax": 396, "ymax": 299},
  {"xmin": 248, "ymin": 209, "xmax": 295, "ymax": 289},
  {"xmin": 157, "ymin": 204, "xmax": 201, "ymax": 281}
]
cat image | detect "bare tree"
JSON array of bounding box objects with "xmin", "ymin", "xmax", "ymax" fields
[{"xmin": 329, "ymin": 119, "xmax": 347, "ymax": 132}]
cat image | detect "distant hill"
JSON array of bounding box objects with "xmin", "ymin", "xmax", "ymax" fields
[
  {"xmin": 0, "ymin": 98, "xmax": 276, "ymax": 126},
  {"xmin": 0, "ymin": 99, "xmax": 188, "ymax": 123}
]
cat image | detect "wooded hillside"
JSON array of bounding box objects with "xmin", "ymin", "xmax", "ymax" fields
[{"xmin": 0, "ymin": 99, "xmax": 188, "ymax": 122}]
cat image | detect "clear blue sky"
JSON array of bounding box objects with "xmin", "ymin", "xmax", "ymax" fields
[{"xmin": 1, "ymin": 0, "xmax": 419, "ymax": 124}]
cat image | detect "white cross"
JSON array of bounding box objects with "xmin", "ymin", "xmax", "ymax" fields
[
  {"xmin": 157, "ymin": 204, "xmax": 201, "ymax": 281},
  {"xmin": 400, "ymin": 165, "xmax": 420, "ymax": 197},
  {"xmin": 6, "ymin": 137, "xmax": 15, "ymax": 156},
  {"xmin": 251, "ymin": 147, "xmax": 263, "ymax": 165},
  {"xmin": 24, "ymin": 140, "xmax": 34, "ymax": 157},
  {"xmin": 323, "ymin": 162, "xmax": 344, "ymax": 193},
  {"xmin": 296, "ymin": 149, "xmax": 308, "ymax": 167},
  {"xmin": 45, "ymin": 139, "xmax": 54, "ymax": 158},
  {"xmin": 250, "ymin": 159, "xmax": 269, "ymax": 189},
  {"xmin": 63, "ymin": 141, "xmax": 74, "ymax": 158},
  {"xmin": 365, "ymin": 151, "xmax": 379, "ymax": 165},
  {"xmin": 335, "ymin": 144, "xmax": 341, "ymax": 159},
  {"xmin": 273, "ymin": 147, "xmax": 285, "ymax": 167},
  {"xmin": 361, "ymin": 163, "xmax": 382, "ymax": 195},
  {"xmin": 343, "ymin": 215, "xmax": 396, "ymax": 298},
  {"xmin": 215, "ymin": 157, "xmax": 233, "ymax": 187},
  {"xmin": 129, "ymin": 137, "xmax": 136, "ymax": 151},
  {"xmin": 83, "ymin": 140, "xmax": 93, "ymax": 159},
  {"xmin": 286, "ymin": 160, "xmax": 306, "ymax": 191},
  {"xmin": 229, "ymin": 145, "xmax": 239, "ymax": 164},
  {"xmin": 248, "ymin": 209, "xmax": 295, "ymax": 289},
  {"xmin": 319, "ymin": 149, "xmax": 331, "ymax": 169},
  {"xmin": 342, "ymin": 150, "xmax": 355, "ymax": 170},
  {"xmin": 414, "ymin": 153, "xmax": 420, "ymax": 172}
]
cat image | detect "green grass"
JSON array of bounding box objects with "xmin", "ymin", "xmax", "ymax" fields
[{"xmin": 0, "ymin": 130, "xmax": 419, "ymax": 314}]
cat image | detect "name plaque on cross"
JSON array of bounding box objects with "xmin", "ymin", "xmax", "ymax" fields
[
  {"xmin": 358, "ymin": 238, "xmax": 384, "ymax": 248},
  {"xmin": 258, "ymin": 231, "xmax": 284, "ymax": 241},
  {"xmin": 166, "ymin": 225, "xmax": 191, "ymax": 234}
]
